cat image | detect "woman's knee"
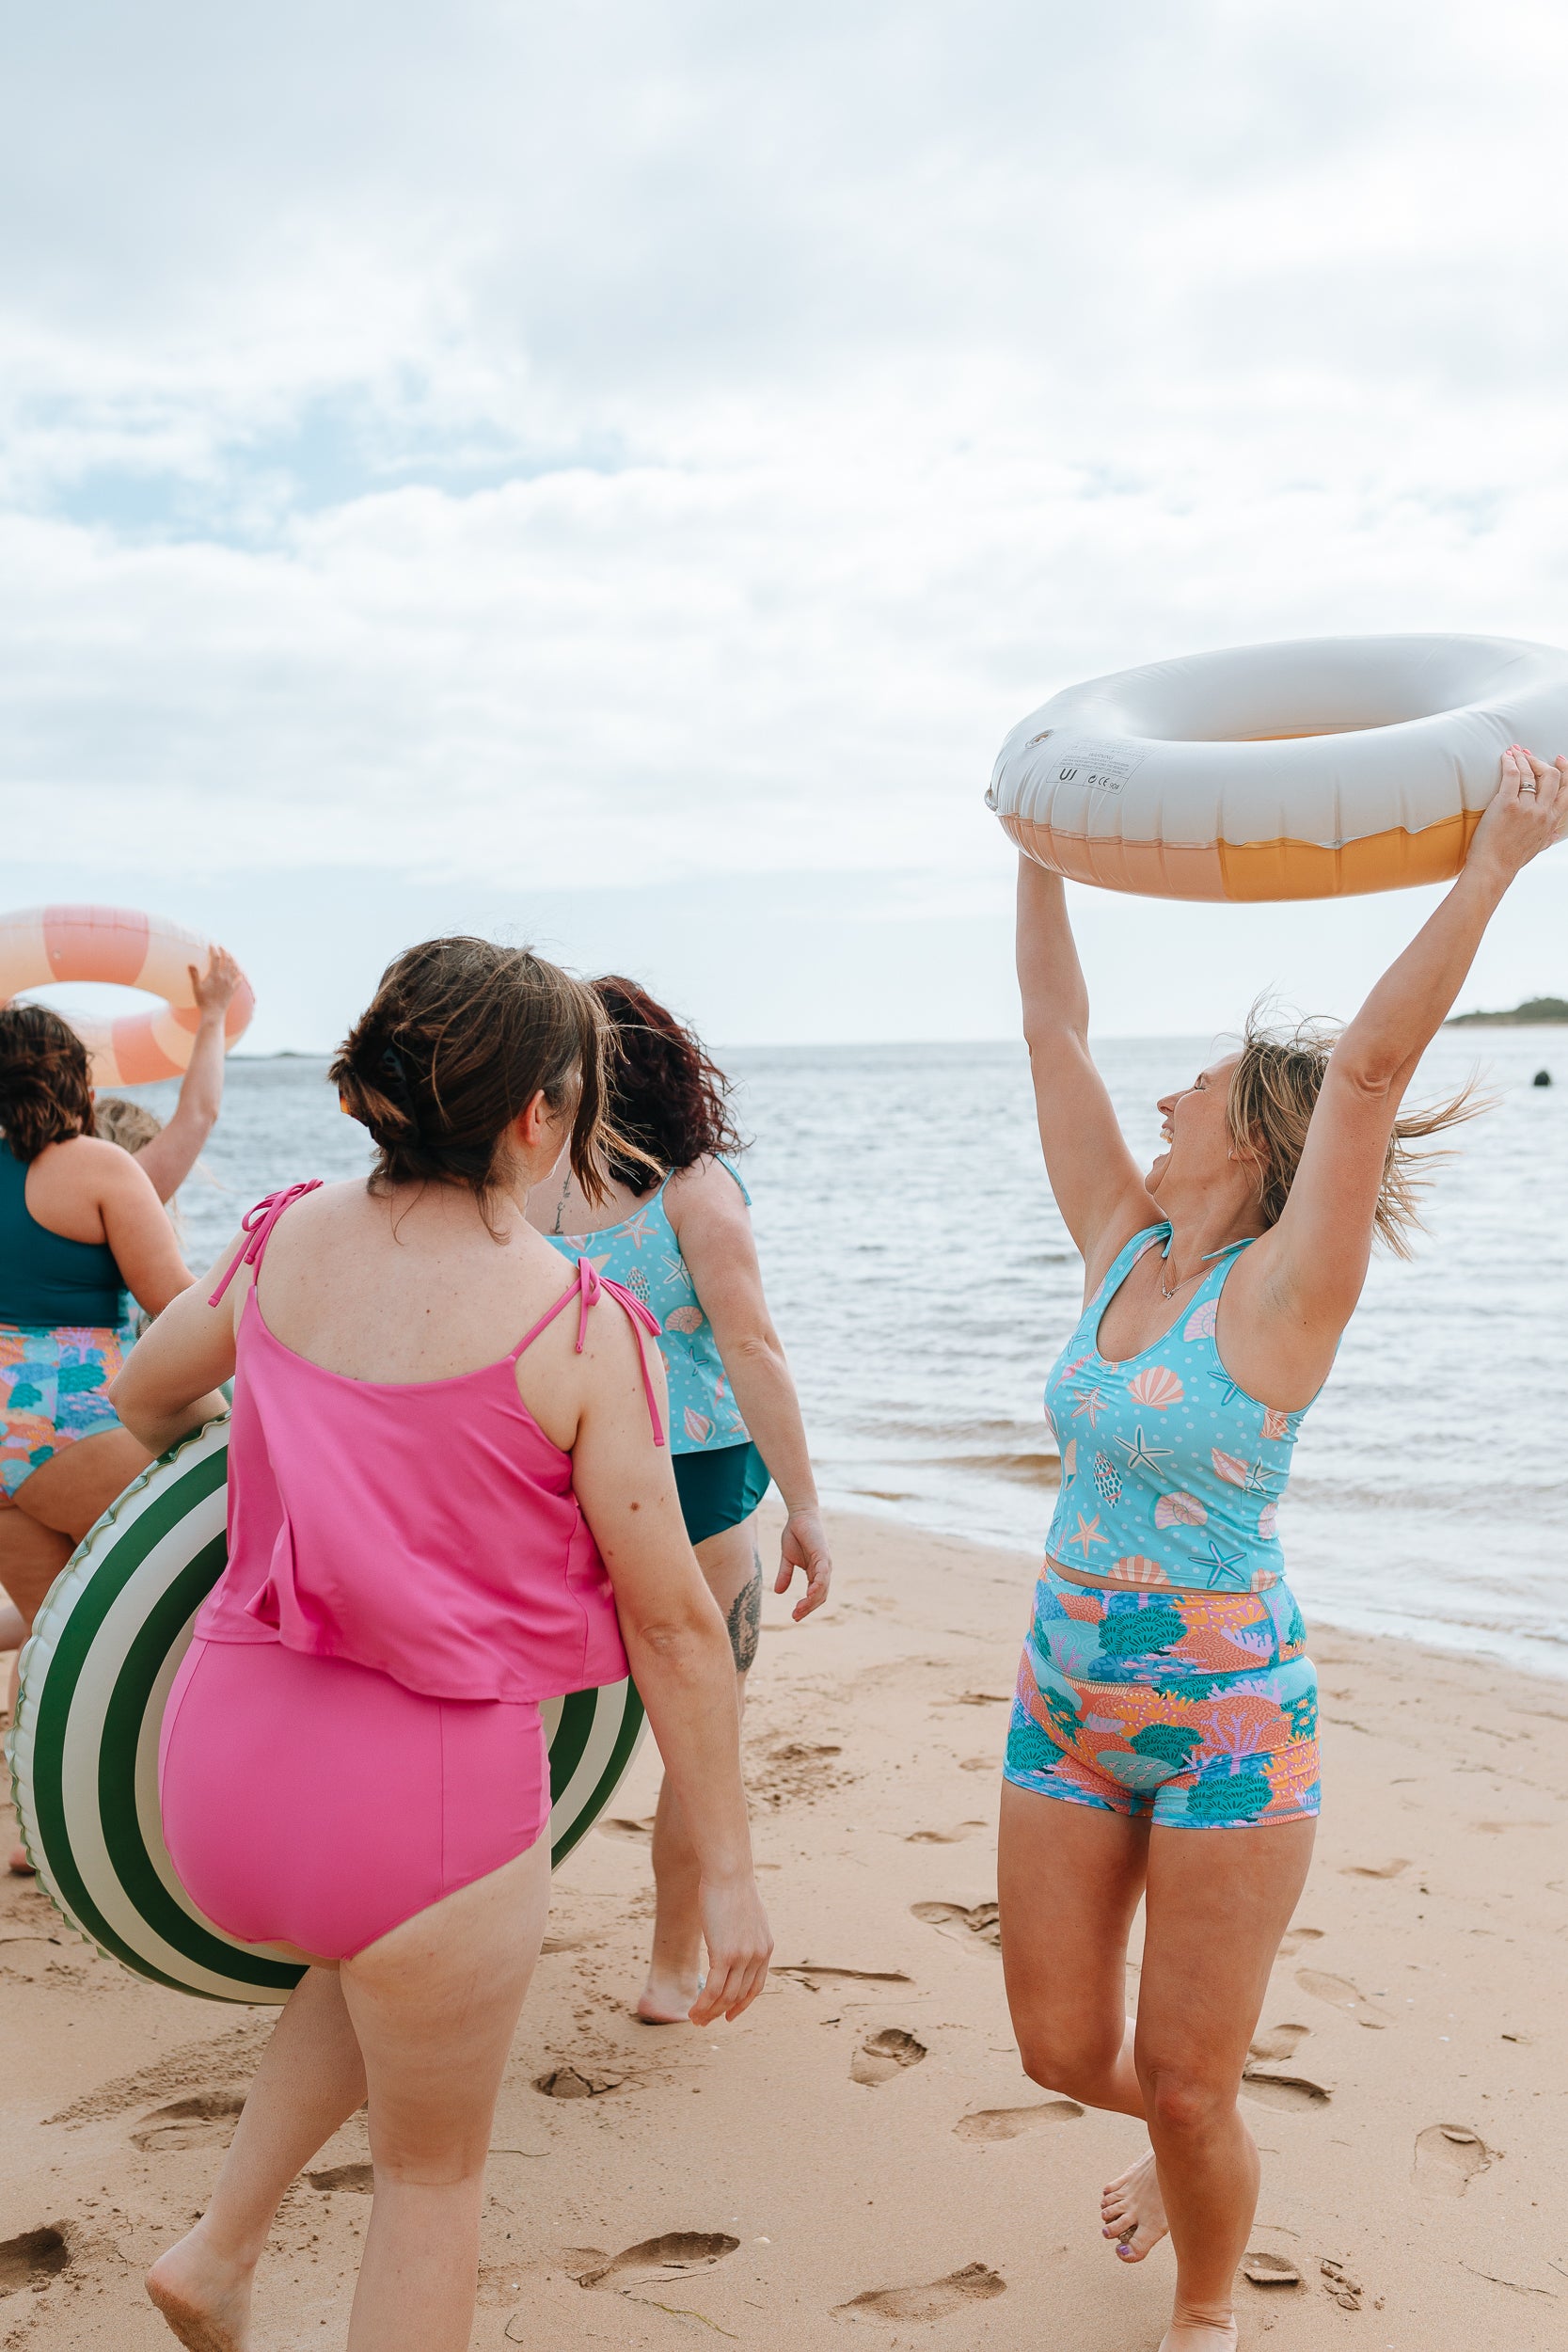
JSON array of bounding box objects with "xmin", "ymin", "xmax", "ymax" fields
[
  {"xmin": 1017, "ymin": 2033, "xmax": 1117, "ymax": 2106},
  {"xmin": 1139, "ymin": 2060, "xmax": 1235, "ymax": 2141}
]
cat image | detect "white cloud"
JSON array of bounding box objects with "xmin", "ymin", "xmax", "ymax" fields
[{"xmin": 8, "ymin": 0, "xmax": 1568, "ymax": 1030}]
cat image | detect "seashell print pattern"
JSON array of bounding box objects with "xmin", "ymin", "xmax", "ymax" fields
[
  {"xmin": 546, "ymin": 1161, "xmax": 753, "ymax": 1454},
  {"xmin": 1040, "ymin": 1223, "xmax": 1310, "ymax": 1593}
]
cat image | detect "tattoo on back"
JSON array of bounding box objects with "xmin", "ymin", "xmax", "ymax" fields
[{"xmin": 726, "ymin": 1560, "xmax": 763, "ymax": 1674}]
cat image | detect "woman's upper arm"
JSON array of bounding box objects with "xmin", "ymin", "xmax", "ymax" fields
[
  {"xmin": 1260, "ymin": 1060, "xmax": 1400, "ymax": 1332},
  {"xmin": 130, "ymin": 1121, "xmax": 204, "ymax": 1205},
  {"xmin": 564, "ymin": 1311, "xmax": 707, "ymax": 1635},
  {"xmin": 666, "ymin": 1162, "xmax": 769, "ymax": 1340},
  {"xmin": 94, "ymin": 1151, "xmax": 195, "ymax": 1314},
  {"xmin": 111, "ymin": 1238, "xmax": 245, "ymax": 1416},
  {"xmin": 1024, "ymin": 1028, "xmax": 1157, "ymax": 1272}
]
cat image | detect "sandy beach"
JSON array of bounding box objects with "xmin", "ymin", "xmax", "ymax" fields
[{"xmin": 4, "ymin": 1502, "xmax": 1566, "ymax": 2349}]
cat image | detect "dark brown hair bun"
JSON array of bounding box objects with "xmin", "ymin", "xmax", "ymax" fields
[{"xmin": 330, "ymin": 936, "xmax": 627, "ymax": 1212}]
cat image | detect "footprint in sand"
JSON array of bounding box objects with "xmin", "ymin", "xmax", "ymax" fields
[
  {"xmin": 308, "ymin": 2163, "xmax": 374, "ymax": 2193},
  {"xmin": 1242, "ymin": 2250, "xmax": 1301, "ymax": 2287},
  {"xmin": 596, "ymin": 1817, "xmax": 655, "ymax": 1843},
  {"xmin": 1248, "ymin": 2023, "xmax": 1309, "ymax": 2063},
  {"xmin": 953, "ymin": 2102, "xmax": 1082, "ymax": 2142},
  {"xmin": 535, "ymin": 2066, "xmax": 625, "ymax": 2100},
  {"xmin": 1295, "ymin": 1968, "xmax": 1390, "ymax": 2028},
  {"xmin": 1340, "ymin": 1858, "xmax": 1410, "ymax": 1879},
  {"xmin": 834, "ymin": 2263, "xmax": 1005, "ymax": 2321},
  {"xmin": 1240, "ymin": 2068, "xmax": 1332, "ymax": 2112},
  {"xmin": 0, "ymin": 2229, "xmax": 69, "ymax": 2293},
  {"xmin": 910, "ymin": 1900, "xmax": 1001, "ymax": 1951},
  {"xmin": 905, "ymin": 1822, "xmax": 987, "ymax": 1845},
  {"xmin": 575, "ymin": 2233, "xmax": 739, "ymax": 2291},
  {"xmin": 1414, "ymin": 2124, "xmax": 1494, "ymax": 2198},
  {"xmin": 130, "ymin": 2091, "xmax": 246, "ymax": 2153},
  {"xmin": 850, "ymin": 2029, "xmax": 927, "ymax": 2087},
  {"xmin": 1276, "ymin": 1926, "xmax": 1323, "ymax": 1958},
  {"xmin": 777, "ymin": 1965, "xmax": 913, "ymax": 1993}
]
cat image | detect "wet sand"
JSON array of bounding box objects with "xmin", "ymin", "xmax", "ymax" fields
[{"xmin": 3, "ymin": 1504, "xmax": 1566, "ymax": 2348}]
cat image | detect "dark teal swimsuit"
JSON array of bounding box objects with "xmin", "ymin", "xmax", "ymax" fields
[{"xmin": 0, "ymin": 1140, "xmax": 132, "ymax": 1495}]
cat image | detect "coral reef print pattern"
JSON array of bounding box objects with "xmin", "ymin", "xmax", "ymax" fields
[
  {"xmin": 1042, "ymin": 1225, "xmax": 1307, "ymax": 1592},
  {"xmin": 0, "ymin": 1320, "xmax": 133, "ymax": 1497},
  {"xmin": 1005, "ymin": 1567, "xmax": 1319, "ymax": 1827}
]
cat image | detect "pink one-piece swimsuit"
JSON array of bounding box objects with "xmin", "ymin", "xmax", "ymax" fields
[{"xmin": 158, "ymin": 1184, "xmax": 663, "ymax": 1961}]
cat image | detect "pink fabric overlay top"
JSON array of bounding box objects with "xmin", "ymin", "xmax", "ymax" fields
[{"xmin": 193, "ymin": 1184, "xmax": 665, "ymax": 1704}]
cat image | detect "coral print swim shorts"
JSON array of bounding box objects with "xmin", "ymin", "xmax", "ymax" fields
[
  {"xmin": 0, "ymin": 1321, "xmax": 132, "ymax": 1497},
  {"xmin": 1005, "ymin": 1565, "xmax": 1320, "ymax": 1828}
]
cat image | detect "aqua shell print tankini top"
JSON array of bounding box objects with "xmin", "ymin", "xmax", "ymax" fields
[
  {"xmin": 1042, "ymin": 1223, "xmax": 1310, "ymax": 1593},
  {"xmin": 549, "ymin": 1162, "xmax": 752, "ymax": 1456}
]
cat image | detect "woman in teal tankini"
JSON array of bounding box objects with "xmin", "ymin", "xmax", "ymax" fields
[
  {"xmin": 1003, "ymin": 748, "xmax": 1565, "ymax": 2352},
  {"xmin": 528, "ymin": 975, "xmax": 831, "ymax": 2022}
]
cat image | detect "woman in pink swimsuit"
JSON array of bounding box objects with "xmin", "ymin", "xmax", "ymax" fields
[{"xmin": 111, "ymin": 936, "xmax": 771, "ymax": 2352}]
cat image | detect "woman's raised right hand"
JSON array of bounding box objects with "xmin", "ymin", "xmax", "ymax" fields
[{"xmin": 689, "ymin": 1873, "xmax": 773, "ymax": 2025}]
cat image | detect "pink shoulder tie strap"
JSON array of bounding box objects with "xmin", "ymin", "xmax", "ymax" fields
[
  {"xmin": 512, "ymin": 1256, "xmax": 666, "ymax": 1446},
  {"xmin": 209, "ymin": 1182, "xmax": 325, "ymax": 1307}
]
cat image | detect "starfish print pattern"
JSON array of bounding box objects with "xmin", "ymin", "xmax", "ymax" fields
[
  {"xmin": 1115, "ymin": 1424, "xmax": 1173, "ymax": 1474},
  {"xmin": 1067, "ymin": 1511, "xmax": 1112, "ymax": 1558},
  {"xmin": 1204, "ymin": 1539, "xmax": 1250, "ymax": 1585},
  {"xmin": 1070, "ymin": 1383, "xmax": 1108, "ymax": 1427}
]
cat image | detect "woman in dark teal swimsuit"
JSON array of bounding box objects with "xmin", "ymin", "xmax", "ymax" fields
[{"xmin": 0, "ymin": 1006, "xmax": 193, "ymax": 1869}]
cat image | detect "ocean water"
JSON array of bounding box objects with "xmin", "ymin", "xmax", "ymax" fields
[{"xmin": 127, "ymin": 1029, "xmax": 1568, "ymax": 1679}]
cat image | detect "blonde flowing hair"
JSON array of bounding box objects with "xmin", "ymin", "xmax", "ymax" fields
[{"xmin": 1225, "ymin": 1010, "xmax": 1485, "ymax": 1258}]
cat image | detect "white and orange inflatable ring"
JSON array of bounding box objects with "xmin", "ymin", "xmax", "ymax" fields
[
  {"xmin": 0, "ymin": 905, "xmax": 254, "ymax": 1087},
  {"xmin": 988, "ymin": 632, "xmax": 1568, "ymax": 901}
]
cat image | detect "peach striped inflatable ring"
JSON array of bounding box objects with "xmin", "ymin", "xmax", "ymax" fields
[
  {"xmin": 0, "ymin": 906, "xmax": 254, "ymax": 1086},
  {"xmin": 988, "ymin": 632, "xmax": 1568, "ymax": 901}
]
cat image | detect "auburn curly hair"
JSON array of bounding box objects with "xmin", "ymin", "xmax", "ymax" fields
[
  {"xmin": 0, "ymin": 1005, "xmax": 97, "ymax": 1161},
  {"xmin": 594, "ymin": 977, "xmax": 746, "ymax": 1187},
  {"xmin": 331, "ymin": 937, "xmax": 634, "ymax": 1221}
]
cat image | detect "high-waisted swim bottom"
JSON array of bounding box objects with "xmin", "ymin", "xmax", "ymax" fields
[
  {"xmin": 673, "ymin": 1439, "xmax": 770, "ymax": 1546},
  {"xmin": 0, "ymin": 1319, "xmax": 134, "ymax": 1496},
  {"xmin": 160, "ymin": 1637, "xmax": 550, "ymax": 1959},
  {"xmin": 1005, "ymin": 1565, "xmax": 1320, "ymax": 1829}
]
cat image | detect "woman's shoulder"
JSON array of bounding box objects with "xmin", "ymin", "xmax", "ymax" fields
[{"xmin": 664, "ymin": 1154, "xmax": 751, "ymax": 1223}]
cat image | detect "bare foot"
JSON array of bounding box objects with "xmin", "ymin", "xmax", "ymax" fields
[
  {"xmin": 1101, "ymin": 2147, "xmax": 1168, "ymax": 2263},
  {"xmin": 1158, "ymin": 2321, "xmax": 1237, "ymax": 2351},
  {"xmin": 146, "ymin": 2228, "xmax": 254, "ymax": 2352},
  {"xmin": 8, "ymin": 1842, "xmax": 35, "ymax": 1876},
  {"xmin": 635, "ymin": 1969, "xmax": 704, "ymax": 2025}
]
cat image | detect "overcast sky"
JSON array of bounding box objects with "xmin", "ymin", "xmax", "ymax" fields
[{"xmin": 8, "ymin": 0, "xmax": 1568, "ymax": 1048}]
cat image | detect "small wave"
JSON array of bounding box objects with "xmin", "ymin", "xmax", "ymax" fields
[{"xmin": 941, "ymin": 1450, "xmax": 1061, "ymax": 1487}]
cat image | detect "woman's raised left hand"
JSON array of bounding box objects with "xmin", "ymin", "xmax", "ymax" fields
[
  {"xmin": 776, "ymin": 1506, "xmax": 832, "ymax": 1620},
  {"xmin": 1469, "ymin": 747, "xmax": 1568, "ymax": 881}
]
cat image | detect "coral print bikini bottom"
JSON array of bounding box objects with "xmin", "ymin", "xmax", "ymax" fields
[{"xmin": 1005, "ymin": 1565, "xmax": 1320, "ymax": 1829}]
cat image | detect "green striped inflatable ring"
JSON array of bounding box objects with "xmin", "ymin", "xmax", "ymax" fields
[{"xmin": 6, "ymin": 1418, "xmax": 646, "ymax": 2004}]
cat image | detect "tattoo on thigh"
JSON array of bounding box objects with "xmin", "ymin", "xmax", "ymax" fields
[{"xmin": 726, "ymin": 1558, "xmax": 763, "ymax": 1674}]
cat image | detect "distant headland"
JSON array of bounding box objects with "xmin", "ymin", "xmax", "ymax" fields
[{"xmin": 1447, "ymin": 995, "xmax": 1568, "ymax": 1025}]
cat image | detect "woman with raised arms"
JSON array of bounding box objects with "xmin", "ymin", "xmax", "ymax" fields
[
  {"xmin": 112, "ymin": 937, "xmax": 771, "ymax": 2352},
  {"xmin": 1000, "ymin": 749, "xmax": 1564, "ymax": 2351}
]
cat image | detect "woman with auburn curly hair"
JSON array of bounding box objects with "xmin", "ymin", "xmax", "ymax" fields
[
  {"xmin": 1001, "ymin": 747, "xmax": 1565, "ymax": 2352},
  {"xmin": 529, "ymin": 974, "xmax": 831, "ymax": 2023},
  {"xmin": 0, "ymin": 1005, "xmax": 198, "ymax": 1871}
]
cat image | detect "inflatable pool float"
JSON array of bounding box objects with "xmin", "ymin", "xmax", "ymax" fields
[
  {"xmin": 0, "ymin": 905, "xmax": 254, "ymax": 1085},
  {"xmin": 6, "ymin": 1421, "xmax": 647, "ymax": 2003},
  {"xmin": 988, "ymin": 633, "xmax": 1568, "ymax": 900}
]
